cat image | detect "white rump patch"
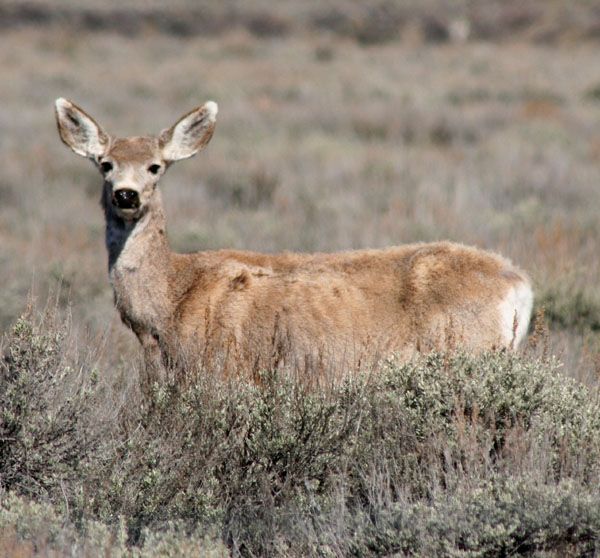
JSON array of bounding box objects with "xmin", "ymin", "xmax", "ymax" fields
[{"xmin": 498, "ymin": 280, "xmax": 534, "ymax": 347}]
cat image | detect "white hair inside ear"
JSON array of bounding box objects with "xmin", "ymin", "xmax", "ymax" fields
[
  {"xmin": 160, "ymin": 101, "xmax": 218, "ymax": 162},
  {"xmin": 54, "ymin": 98, "xmax": 110, "ymax": 158}
]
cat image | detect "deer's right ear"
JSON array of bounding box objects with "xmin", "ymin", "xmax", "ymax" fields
[{"xmin": 54, "ymin": 98, "xmax": 110, "ymax": 159}]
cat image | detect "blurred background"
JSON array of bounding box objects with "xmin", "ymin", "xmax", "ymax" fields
[{"xmin": 2, "ymin": 0, "xmax": 600, "ymax": 383}]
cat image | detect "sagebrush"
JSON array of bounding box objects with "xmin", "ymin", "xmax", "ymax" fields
[{"xmin": 1, "ymin": 310, "xmax": 600, "ymax": 556}]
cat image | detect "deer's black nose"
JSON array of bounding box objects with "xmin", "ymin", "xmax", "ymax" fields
[{"xmin": 113, "ymin": 189, "xmax": 140, "ymax": 209}]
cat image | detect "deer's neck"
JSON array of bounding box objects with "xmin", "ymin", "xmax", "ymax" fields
[{"xmin": 103, "ymin": 192, "xmax": 174, "ymax": 334}]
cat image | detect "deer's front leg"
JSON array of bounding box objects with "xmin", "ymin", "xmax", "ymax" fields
[{"xmin": 135, "ymin": 329, "xmax": 167, "ymax": 396}]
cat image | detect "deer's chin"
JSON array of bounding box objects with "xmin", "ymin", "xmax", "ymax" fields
[{"xmin": 113, "ymin": 206, "xmax": 142, "ymax": 222}]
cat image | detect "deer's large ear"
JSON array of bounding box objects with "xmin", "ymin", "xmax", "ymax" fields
[
  {"xmin": 54, "ymin": 98, "xmax": 110, "ymax": 159},
  {"xmin": 159, "ymin": 101, "xmax": 217, "ymax": 162}
]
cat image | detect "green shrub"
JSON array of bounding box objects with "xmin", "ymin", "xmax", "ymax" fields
[
  {"xmin": 538, "ymin": 286, "xmax": 600, "ymax": 332},
  {"xmin": 344, "ymin": 477, "xmax": 600, "ymax": 557},
  {"xmin": 77, "ymin": 351, "xmax": 600, "ymax": 555},
  {"xmin": 0, "ymin": 309, "xmax": 98, "ymax": 501},
  {"xmin": 0, "ymin": 492, "xmax": 227, "ymax": 557}
]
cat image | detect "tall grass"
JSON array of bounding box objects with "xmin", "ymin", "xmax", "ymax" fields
[
  {"xmin": 1, "ymin": 307, "xmax": 599, "ymax": 556},
  {"xmin": 3, "ymin": 21, "xmax": 600, "ymax": 376}
]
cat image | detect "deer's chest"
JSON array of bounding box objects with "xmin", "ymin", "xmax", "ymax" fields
[{"xmin": 109, "ymin": 256, "xmax": 170, "ymax": 332}]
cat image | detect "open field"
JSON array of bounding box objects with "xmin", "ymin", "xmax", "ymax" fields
[
  {"xmin": 2, "ymin": 1, "xmax": 600, "ymax": 555},
  {"xmin": 3, "ymin": 16, "xmax": 600, "ymax": 379}
]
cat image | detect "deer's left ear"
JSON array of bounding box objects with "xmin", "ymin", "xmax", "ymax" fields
[{"xmin": 159, "ymin": 101, "xmax": 218, "ymax": 162}]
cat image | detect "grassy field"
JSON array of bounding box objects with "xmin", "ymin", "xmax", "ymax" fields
[{"xmin": 2, "ymin": 1, "xmax": 600, "ymax": 555}]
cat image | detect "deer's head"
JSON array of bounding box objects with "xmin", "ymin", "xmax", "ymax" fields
[{"xmin": 54, "ymin": 98, "xmax": 217, "ymax": 221}]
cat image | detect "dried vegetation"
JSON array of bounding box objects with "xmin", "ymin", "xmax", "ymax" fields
[
  {"xmin": 2, "ymin": 310, "xmax": 600, "ymax": 556},
  {"xmin": 2, "ymin": 0, "xmax": 600, "ymax": 554}
]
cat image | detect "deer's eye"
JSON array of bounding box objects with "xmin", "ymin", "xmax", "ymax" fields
[
  {"xmin": 148, "ymin": 164, "xmax": 161, "ymax": 175},
  {"xmin": 100, "ymin": 161, "xmax": 113, "ymax": 173}
]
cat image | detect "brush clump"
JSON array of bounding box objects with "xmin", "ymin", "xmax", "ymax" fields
[{"xmin": 1, "ymin": 309, "xmax": 600, "ymax": 556}]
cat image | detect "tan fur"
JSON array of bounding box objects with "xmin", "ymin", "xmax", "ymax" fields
[{"xmin": 54, "ymin": 99, "xmax": 533, "ymax": 391}]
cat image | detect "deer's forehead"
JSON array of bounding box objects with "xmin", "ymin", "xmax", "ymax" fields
[{"xmin": 107, "ymin": 137, "xmax": 160, "ymax": 164}]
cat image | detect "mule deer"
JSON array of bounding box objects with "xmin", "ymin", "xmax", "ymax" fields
[{"xmin": 54, "ymin": 98, "xmax": 533, "ymax": 391}]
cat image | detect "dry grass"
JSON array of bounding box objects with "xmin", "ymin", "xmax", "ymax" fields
[
  {"xmin": 2, "ymin": 10, "xmax": 600, "ymax": 379},
  {"xmin": 2, "ymin": 0, "xmax": 600, "ymax": 45},
  {"xmin": 2, "ymin": 3, "xmax": 600, "ymax": 553},
  {"xmin": 2, "ymin": 310, "xmax": 600, "ymax": 556}
]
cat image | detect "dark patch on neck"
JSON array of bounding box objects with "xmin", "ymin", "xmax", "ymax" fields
[
  {"xmin": 101, "ymin": 181, "xmax": 169, "ymax": 271},
  {"xmin": 102, "ymin": 182, "xmax": 136, "ymax": 269},
  {"xmin": 105, "ymin": 212, "xmax": 134, "ymax": 269}
]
